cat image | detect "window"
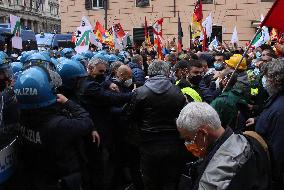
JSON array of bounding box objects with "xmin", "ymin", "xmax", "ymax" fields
[
  {"xmin": 202, "ymin": 0, "xmax": 213, "ymax": 4},
  {"xmin": 261, "ymin": 0, "xmax": 274, "ymax": 2},
  {"xmin": 136, "ymin": 0, "xmax": 150, "ymax": 7},
  {"xmin": 93, "ymin": 0, "xmax": 103, "ymax": 8}
]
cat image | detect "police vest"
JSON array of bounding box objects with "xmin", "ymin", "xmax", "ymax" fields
[{"xmin": 176, "ymin": 80, "xmax": 202, "ymax": 102}]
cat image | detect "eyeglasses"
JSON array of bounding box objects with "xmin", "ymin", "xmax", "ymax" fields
[
  {"xmin": 184, "ymin": 132, "xmax": 198, "ymax": 147},
  {"xmin": 262, "ymin": 53, "xmax": 270, "ymax": 56}
]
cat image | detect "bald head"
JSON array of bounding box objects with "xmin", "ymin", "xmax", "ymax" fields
[{"xmin": 116, "ymin": 65, "xmax": 132, "ymax": 81}]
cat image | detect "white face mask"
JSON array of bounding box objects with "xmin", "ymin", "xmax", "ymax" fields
[
  {"xmin": 215, "ymin": 78, "xmax": 221, "ymax": 89},
  {"xmin": 124, "ymin": 78, "xmax": 133, "ymax": 87},
  {"xmin": 262, "ymin": 76, "xmax": 267, "ymax": 89}
]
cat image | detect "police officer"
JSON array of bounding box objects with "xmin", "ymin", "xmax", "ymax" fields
[
  {"xmin": 15, "ymin": 66, "xmax": 93, "ymax": 190},
  {"xmin": 0, "ymin": 52, "xmax": 20, "ymax": 188}
]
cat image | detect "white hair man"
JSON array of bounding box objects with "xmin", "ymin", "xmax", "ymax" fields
[
  {"xmin": 177, "ymin": 102, "xmax": 271, "ymax": 190},
  {"xmin": 126, "ymin": 60, "xmax": 186, "ymax": 190}
]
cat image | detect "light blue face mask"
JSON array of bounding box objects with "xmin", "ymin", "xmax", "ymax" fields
[
  {"xmin": 256, "ymin": 51, "xmax": 262, "ymax": 58},
  {"xmin": 214, "ymin": 62, "xmax": 224, "ymax": 71}
]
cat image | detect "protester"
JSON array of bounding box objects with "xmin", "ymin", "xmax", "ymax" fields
[
  {"xmin": 127, "ymin": 60, "xmax": 186, "ymax": 190},
  {"xmin": 247, "ymin": 59, "xmax": 284, "ymax": 189},
  {"xmin": 128, "ymin": 54, "xmax": 145, "ymax": 87},
  {"xmin": 177, "ymin": 102, "xmax": 271, "ymax": 190}
]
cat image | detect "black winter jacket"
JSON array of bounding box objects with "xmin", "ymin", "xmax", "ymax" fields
[{"xmin": 128, "ymin": 75, "xmax": 186, "ymax": 144}]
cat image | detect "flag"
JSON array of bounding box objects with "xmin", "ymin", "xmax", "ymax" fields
[
  {"xmin": 191, "ymin": 0, "xmax": 203, "ymax": 39},
  {"xmin": 202, "ymin": 13, "xmax": 213, "ymax": 38},
  {"xmin": 112, "ymin": 26, "xmax": 123, "ymax": 50},
  {"xmin": 75, "ymin": 16, "xmax": 93, "ymax": 53},
  {"xmin": 260, "ymin": 0, "xmax": 284, "ymax": 32},
  {"xmin": 71, "ymin": 32, "xmax": 77, "ymax": 43},
  {"xmin": 178, "ymin": 13, "xmax": 183, "ymax": 53},
  {"xmin": 144, "ymin": 16, "xmax": 151, "ymax": 44},
  {"xmin": 94, "ymin": 21, "xmax": 106, "ymax": 42},
  {"xmin": 208, "ymin": 36, "xmax": 219, "ymax": 51},
  {"xmin": 90, "ymin": 32, "xmax": 103, "ymax": 50},
  {"xmin": 153, "ymin": 18, "xmax": 164, "ymax": 59},
  {"xmin": 10, "ymin": 14, "xmax": 22, "ymax": 49},
  {"xmin": 231, "ymin": 26, "xmax": 238, "ymax": 44},
  {"xmin": 113, "ymin": 23, "xmax": 125, "ymax": 39},
  {"xmin": 253, "ymin": 15, "xmax": 270, "ymax": 48},
  {"xmin": 122, "ymin": 33, "xmax": 132, "ymax": 48}
]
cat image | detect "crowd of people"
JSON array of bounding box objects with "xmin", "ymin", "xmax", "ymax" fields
[{"xmin": 0, "ymin": 41, "xmax": 284, "ymax": 190}]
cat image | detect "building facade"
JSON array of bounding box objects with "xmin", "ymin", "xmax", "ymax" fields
[
  {"xmin": 60, "ymin": 0, "xmax": 274, "ymax": 47},
  {"xmin": 0, "ymin": 0, "xmax": 60, "ymax": 33}
]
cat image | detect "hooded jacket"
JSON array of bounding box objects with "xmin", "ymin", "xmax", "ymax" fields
[
  {"xmin": 128, "ymin": 75, "xmax": 186, "ymax": 144},
  {"xmin": 128, "ymin": 62, "xmax": 145, "ymax": 87}
]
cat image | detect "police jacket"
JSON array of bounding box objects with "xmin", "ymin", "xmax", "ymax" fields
[
  {"xmin": 77, "ymin": 76, "xmax": 132, "ymax": 146},
  {"xmin": 0, "ymin": 88, "xmax": 19, "ymax": 149},
  {"xmin": 256, "ymin": 91, "xmax": 284, "ymax": 187},
  {"xmin": 19, "ymin": 100, "xmax": 93, "ymax": 178},
  {"xmin": 128, "ymin": 75, "xmax": 186, "ymax": 144}
]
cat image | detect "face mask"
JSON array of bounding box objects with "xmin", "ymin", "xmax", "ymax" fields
[
  {"xmin": 95, "ymin": 74, "xmax": 105, "ymax": 83},
  {"xmin": 256, "ymin": 51, "xmax": 261, "ymax": 58},
  {"xmin": 124, "ymin": 78, "xmax": 133, "ymax": 87},
  {"xmin": 262, "ymin": 76, "xmax": 267, "ymax": 89},
  {"xmin": 214, "ymin": 62, "xmax": 224, "ymax": 71},
  {"xmin": 215, "ymin": 78, "xmax": 221, "ymax": 89},
  {"xmin": 189, "ymin": 75, "xmax": 203, "ymax": 86},
  {"xmin": 184, "ymin": 133, "xmax": 207, "ymax": 158},
  {"xmin": 253, "ymin": 68, "xmax": 260, "ymax": 76},
  {"xmin": 184, "ymin": 142, "xmax": 206, "ymax": 158}
]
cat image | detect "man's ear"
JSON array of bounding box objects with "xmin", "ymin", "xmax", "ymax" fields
[{"xmin": 197, "ymin": 125, "xmax": 209, "ymax": 136}]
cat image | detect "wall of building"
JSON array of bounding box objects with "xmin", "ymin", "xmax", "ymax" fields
[
  {"xmin": 60, "ymin": 0, "xmax": 274, "ymax": 47},
  {"xmin": 0, "ymin": 0, "xmax": 61, "ymax": 33}
]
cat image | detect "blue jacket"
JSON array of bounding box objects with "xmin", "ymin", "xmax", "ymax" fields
[
  {"xmin": 256, "ymin": 92, "xmax": 284, "ymax": 184},
  {"xmin": 128, "ymin": 62, "xmax": 145, "ymax": 87}
]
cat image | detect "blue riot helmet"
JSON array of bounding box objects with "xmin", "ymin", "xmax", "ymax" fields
[
  {"xmin": 24, "ymin": 53, "xmax": 56, "ymax": 71},
  {"xmin": 0, "ymin": 51, "xmax": 8, "ymax": 60},
  {"xmin": 50, "ymin": 57, "xmax": 60, "ymax": 67},
  {"xmin": 71, "ymin": 54, "xmax": 88, "ymax": 69},
  {"xmin": 80, "ymin": 51, "xmax": 94, "ymax": 60},
  {"xmin": 57, "ymin": 57, "xmax": 68, "ymax": 64},
  {"xmin": 61, "ymin": 48, "xmax": 76, "ymax": 59},
  {"xmin": 92, "ymin": 53, "xmax": 108, "ymax": 62},
  {"xmin": 39, "ymin": 51, "xmax": 51, "ymax": 60},
  {"xmin": 14, "ymin": 66, "xmax": 57, "ymax": 109},
  {"xmin": 20, "ymin": 51, "xmax": 34, "ymax": 63},
  {"xmin": 56, "ymin": 59, "xmax": 87, "ymax": 89},
  {"xmin": 10, "ymin": 62, "xmax": 23, "ymax": 74},
  {"xmin": 98, "ymin": 50, "xmax": 107, "ymax": 55},
  {"xmin": 117, "ymin": 54, "xmax": 125, "ymax": 63},
  {"xmin": 107, "ymin": 54, "xmax": 118, "ymax": 64}
]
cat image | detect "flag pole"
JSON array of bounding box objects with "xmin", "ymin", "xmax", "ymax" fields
[{"xmin": 222, "ymin": 27, "xmax": 262, "ymax": 93}]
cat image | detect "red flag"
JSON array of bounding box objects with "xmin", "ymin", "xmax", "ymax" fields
[
  {"xmin": 71, "ymin": 32, "xmax": 77, "ymax": 43},
  {"xmin": 113, "ymin": 23, "xmax": 125, "ymax": 39},
  {"xmin": 193, "ymin": 0, "xmax": 203, "ymax": 23},
  {"xmin": 94, "ymin": 21, "xmax": 106, "ymax": 42},
  {"xmin": 153, "ymin": 18, "xmax": 164, "ymax": 59},
  {"xmin": 144, "ymin": 16, "xmax": 150, "ymax": 43},
  {"xmin": 260, "ymin": 0, "xmax": 284, "ymax": 32},
  {"xmin": 202, "ymin": 28, "xmax": 207, "ymax": 52}
]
